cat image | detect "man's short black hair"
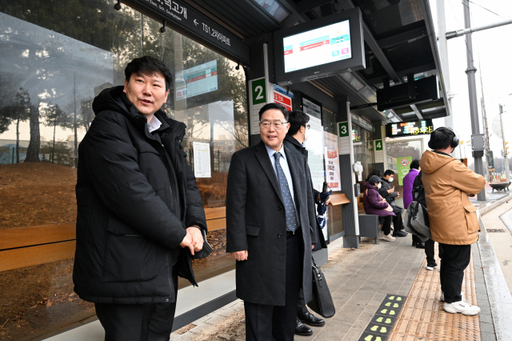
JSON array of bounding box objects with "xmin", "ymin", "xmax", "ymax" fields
[
  {"xmin": 365, "ymin": 169, "xmax": 382, "ymax": 182},
  {"xmin": 125, "ymin": 56, "xmax": 173, "ymax": 91},
  {"xmin": 383, "ymin": 169, "xmax": 395, "ymax": 177},
  {"xmin": 410, "ymin": 159, "xmax": 420, "ymax": 170},
  {"xmin": 258, "ymin": 103, "xmax": 289, "ymax": 121},
  {"xmin": 428, "ymin": 127, "xmax": 459, "ymax": 150},
  {"xmin": 287, "ymin": 110, "xmax": 310, "ymax": 136}
]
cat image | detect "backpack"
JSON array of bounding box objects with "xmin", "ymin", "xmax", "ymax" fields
[{"xmin": 404, "ymin": 172, "xmax": 431, "ymax": 242}]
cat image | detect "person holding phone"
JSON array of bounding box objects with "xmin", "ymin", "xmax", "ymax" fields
[{"xmin": 380, "ymin": 170, "xmax": 407, "ymax": 237}]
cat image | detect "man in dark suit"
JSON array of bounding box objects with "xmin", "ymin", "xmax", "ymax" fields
[
  {"xmin": 226, "ymin": 103, "xmax": 317, "ymax": 341},
  {"xmin": 284, "ymin": 110, "xmax": 327, "ymax": 336}
]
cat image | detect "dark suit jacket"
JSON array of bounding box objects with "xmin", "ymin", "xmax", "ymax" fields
[{"xmin": 226, "ymin": 141, "xmax": 316, "ymax": 306}]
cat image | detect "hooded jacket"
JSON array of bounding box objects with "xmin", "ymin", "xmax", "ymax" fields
[
  {"xmin": 73, "ymin": 86, "xmax": 206, "ymax": 304},
  {"xmin": 419, "ymin": 150, "xmax": 485, "ymax": 245},
  {"xmin": 362, "ymin": 182, "xmax": 396, "ymax": 218}
]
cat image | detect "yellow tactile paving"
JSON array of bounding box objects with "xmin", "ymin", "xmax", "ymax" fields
[{"xmin": 388, "ymin": 245, "xmax": 481, "ymax": 341}]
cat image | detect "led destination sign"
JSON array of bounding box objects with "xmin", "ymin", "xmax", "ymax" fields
[{"xmin": 385, "ymin": 119, "xmax": 434, "ymax": 138}]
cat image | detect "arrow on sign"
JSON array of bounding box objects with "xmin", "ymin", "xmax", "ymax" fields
[{"xmin": 193, "ymin": 19, "xmax": 199, "ymax": 26}]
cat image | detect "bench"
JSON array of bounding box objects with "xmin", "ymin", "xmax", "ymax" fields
[
  {"xmin": 489, "ymin": 182, "xmax": 510, "ymax": 193},
  {"xmin": 357, "ymin": 194, "xmax": 380, "ymax": 244},
  {"xmin": 0, "ymin": 207, "xmax": 227, "ymax": 272}
]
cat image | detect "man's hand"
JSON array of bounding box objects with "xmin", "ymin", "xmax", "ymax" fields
[
  {"xmin": 387, "ymin": 188, "xmax": 394, "ymax": 194},
  {"xmin": 180, "ymin": 226, "xmax": 204, "ymax": 255},
  {"xmin": 231, "ymin": 250, "xmax": 248, "ymax": 261}
]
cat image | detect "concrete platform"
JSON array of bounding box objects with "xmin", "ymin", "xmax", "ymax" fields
[{"xmin": 171, "ymin": 191, "xmax": 512, "ymax": 341}]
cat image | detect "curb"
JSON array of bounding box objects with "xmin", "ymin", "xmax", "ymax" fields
[{"xmin": 476, "ymin": 194, "xmax": 512, "ymax": 341}]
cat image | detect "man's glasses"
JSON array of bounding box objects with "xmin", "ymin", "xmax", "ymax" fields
[{"xmin": 259, "ymin": 121, "xmax": 287, "ymax": 130}]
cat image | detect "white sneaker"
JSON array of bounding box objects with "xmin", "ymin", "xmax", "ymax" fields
[
  {"xmin": 380, "ymin": 233, "xmax": 396, "ymax": 242},
  {"xmin": 426, "ymin": 264, "xmax": 437, "ymax": 271},
  {"xmin": 443, "ymin": 300, "xmax": 480, "ymax": 315}
]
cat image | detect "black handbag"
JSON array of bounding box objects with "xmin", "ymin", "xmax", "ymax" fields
[
  {"xmin": 190, "ymin": 229, "xmax": 213, "ymax": 259},
  {"xmin": 307, "ymin": 258, "xmax": 335, "ymax": 318}
]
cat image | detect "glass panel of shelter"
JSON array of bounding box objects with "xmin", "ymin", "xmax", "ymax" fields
[{"xmin": 0, "ymin": 1, "xmax": 247, "ymax": 339}]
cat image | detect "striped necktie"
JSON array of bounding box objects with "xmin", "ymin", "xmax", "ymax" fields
[{"xmin": 274, "ymin": 152, "xmax": 298, "ymax": 232}]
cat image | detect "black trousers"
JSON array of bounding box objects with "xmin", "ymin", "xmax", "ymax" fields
[
  {"xmin": 381, "ymin": 216, "xmax": 393, "ymax": 235},
  {"xmin": 391, "ymin": 205, "xmax": 404, "ymax": 232},
  {"xmin": 425, "ymin": 238, "xmax": 436, "ymax": 266},
  {"xmin": 244, "ymin": 232, "xmax": 303, "ymax": 341},
  {"xmin": 297, "ymin": 289, "xmax": 308, "ymax": 316},
  {"xmin": 438, "ymin": 243, "xmax": 471, "ymax": 303},
  {"xmin": 95, "ymin": 274, "xmax": 178, "ymax": 341}
]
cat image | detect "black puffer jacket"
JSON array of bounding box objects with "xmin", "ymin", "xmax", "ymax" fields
[{"xmin": 73, "ymin": 86, "xmax": 206, "ymax": 304}]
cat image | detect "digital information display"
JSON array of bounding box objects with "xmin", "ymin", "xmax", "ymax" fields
[
  {"xmin": 283, "ymin": 19, "xmax": 351, "ymax": 73},
  {"xmin": 176, "ymin": 60, "xmax": 218, "ymax": 100},
  {"xmin": 386, "ymin": 119, "xmax": 434, "ymax": 138}
]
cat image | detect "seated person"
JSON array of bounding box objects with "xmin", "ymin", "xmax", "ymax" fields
[
  {"xmin": 379, "ymin": 170, "xmax": 407, "ymax": 237},
  {"xmin": 363, "ymin": 175, "xmax": 396, "ymax": 242}
]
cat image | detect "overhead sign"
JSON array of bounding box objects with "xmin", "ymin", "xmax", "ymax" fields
[
  {"xmin": 123, "ymin": 0, "xmax": 250, "ymax": 65},
  {"xmin": 385, "ymin": 119, "xmax": 434, "ymax": 138}
]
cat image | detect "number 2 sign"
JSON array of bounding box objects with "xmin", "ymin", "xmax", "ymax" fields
[{"xmin": 251, "ymin": 78, "xmax": 266, "ymax": 105}]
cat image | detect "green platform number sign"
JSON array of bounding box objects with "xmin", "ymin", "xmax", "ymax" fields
[
  {"xmin": 338, "ymin": 122, "xmax": 349, "ymax": 137},
  {"xmin": 375, "ymin": 139, "xmax": 383, "ymax": 151},
  {"xmin": 251, "ymin": 78, "xmax": 266, "ymax": 105}
]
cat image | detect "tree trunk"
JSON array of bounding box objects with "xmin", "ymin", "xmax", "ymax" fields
[
  {"xmin": 52, "ymin": 122, "xmax": 56, "ymax": 163},
  {"xmin": 25, "ymin": 104, "xmax": 40, "ymax": 162},
  {"xmin": 16, "ymin": 115, "xmax": 20, "ymax": 163}
]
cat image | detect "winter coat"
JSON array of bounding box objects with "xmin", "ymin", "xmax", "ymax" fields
[
  {"xmin": 419, "ymin": 150, "xmax": 485, "ymax": 245},
  {"xmin": 379, "ymin": 179, "xmax": 398, "ymax": 205},
  {"xmin": 283, "ymin": 135, "xmax": 324, "ymax": 250},
  {"xmin": 226, "ymin": 141, "xmax": 316, "ymax": 306},
  {"xmin": 362, "ymin": 182, "xmax": 396, "ymax": 218},
  {"xmin": 402, "ymin": 168, "xmax": 419, "ymax": 209},
  {"xmin": 73, "ymin": 86, "xmax": 206, "ymax": 304}
]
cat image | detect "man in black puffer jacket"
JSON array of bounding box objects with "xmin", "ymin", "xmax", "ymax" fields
[{"xmin": 73, "ymin": 56, "xmax": 206, "ymax": 341}]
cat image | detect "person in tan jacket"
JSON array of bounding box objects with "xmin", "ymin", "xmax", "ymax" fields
[{"xmin": 420, "ymin": 127, "xmax": 485, "ymax": 316}]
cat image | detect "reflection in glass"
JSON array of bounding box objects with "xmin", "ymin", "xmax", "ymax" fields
[{"xmin": 0, "ymin": 1, "xmax": 248, "ymax": 339}]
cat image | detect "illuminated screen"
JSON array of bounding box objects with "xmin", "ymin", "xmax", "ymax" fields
[
  {"xmin": 283, "ymin": 19, "xmax": 351, "ymax": 73},
  {"xmin": 175, "ymin": 60, "xmax": 218, "ymax": 100},
  {"xmin": 385, "ymin": 119, "xmax": 434, "ymax": 137}
]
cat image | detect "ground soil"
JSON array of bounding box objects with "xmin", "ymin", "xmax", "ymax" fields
[{"xmin": 0, "ymin": 162, "xmax": 77, "ymax": 228}]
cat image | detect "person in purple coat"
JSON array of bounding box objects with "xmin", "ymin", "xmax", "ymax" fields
[
  {"xmin": 403, "ymin": 159, "xmax": 420, "ymax": 209},
  {"xmin": 362, "ymin": 175, "xmax": 396, "ymax": 242}
]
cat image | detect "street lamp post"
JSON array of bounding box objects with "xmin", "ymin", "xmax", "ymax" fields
[
  {"xmin": 463, "ymin": 0, "xmax": 486, "ymax": 201},
  {"xmin": 499, "ymin": 104, "xmax": 510, "ymax": 183}
]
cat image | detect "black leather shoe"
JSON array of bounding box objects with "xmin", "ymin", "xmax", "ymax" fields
[
  {"xmin": 298, "ymin": 311, "xmax": 325, "ymax": 327},
  {"xmin": 415, "ymin": 242, "xmax": 426, "ymax": 249},
  {"xmin": 295, "ymin": 318, "xmax": 313, "ymax": 336},
  {"xmin": 392, "ymin": 230, "xmax": 408, "ymax": 237}
]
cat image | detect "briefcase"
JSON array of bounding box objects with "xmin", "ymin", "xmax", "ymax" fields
[{"xmin": 307, "ymin": 258, "xmax": 335, "ymax": 318}]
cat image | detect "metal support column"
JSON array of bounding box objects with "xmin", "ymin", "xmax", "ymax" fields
[
  {"xmin": 463, "ymin": 0, "xmax": 486, "ymax": 201},
  {"xmin": 339, "ymin": 100, "xmax": 360, "ymax": 248}
]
